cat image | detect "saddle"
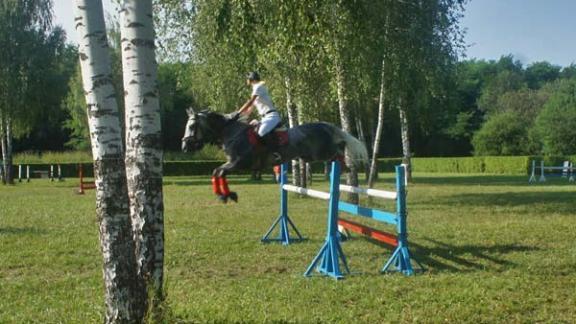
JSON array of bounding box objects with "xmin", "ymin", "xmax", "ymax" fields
[{"xmin": 247, "ymin": 123, "xmax": 289, "ymax": 147}]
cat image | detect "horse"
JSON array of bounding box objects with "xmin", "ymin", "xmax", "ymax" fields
[{"xmin": 181, "ymin": 108, "xmax": 368, "ymax": 203}]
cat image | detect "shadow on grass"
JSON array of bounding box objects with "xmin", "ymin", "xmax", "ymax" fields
[
  {"xmin": 434, "ymin": 190, "xmax": 575, "ymax": 214},
  {"xmin": 350, "ymin": 236, "xmax": 539, "ymax": 273},
  {"xmin": 0, "ymin": 226, "xmax": 46, "ymax": 235},
  {"xmin": 413, "ymin": 175, "xmax": 575, "ymax": 187},
  {"xmin": 408, "ymin": 238, "xmax": 539, "ymax": 273}
]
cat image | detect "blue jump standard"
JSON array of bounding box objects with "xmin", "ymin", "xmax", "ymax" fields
[
  {"xmin": 304, "ymin": 161, "xmax": 350, "ymax": 279},
  {"xmin": 261, "ymin": 163, "xmax": 305, "ymax": 245}
]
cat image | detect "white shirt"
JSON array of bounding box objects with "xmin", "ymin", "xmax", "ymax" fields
[{"xmin": 251, "ymin": 82, "xmax": 276, "ymax": 116}]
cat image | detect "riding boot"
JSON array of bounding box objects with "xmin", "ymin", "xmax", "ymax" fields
[{"xmin": 260, "ymin": 132, "xmax": 282, "ymax": 163}]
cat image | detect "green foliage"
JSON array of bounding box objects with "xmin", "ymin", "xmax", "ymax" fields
[
  {"xmin": 483, "ymin": 156, "xmax": 532, "ymax": 174},
  {"xmin": 411, "ymin": 156, "xmax": 534, "ymax": 174},
  {"xmin": 532, "ymin": 79, "xmax": 576, "ymax": 156},
  {"xmin": 412, "ymin": 157, "xmax": 484, "ymax": 173},
  {"xmin": 62, "ymin": 66, "xmax": 90, "ymax": 150},
  {"xmin": 525, "ymin": 61, "xmax": 561, "ymax": 89},
  {"xmin": 13, "ymin": 151, "xmax": 93, "ymax": 164},
  {"xmin": 472, "ymin": 112, "xmax": 531, "ymax": 156}
]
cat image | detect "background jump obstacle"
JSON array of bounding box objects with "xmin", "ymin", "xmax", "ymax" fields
[
  {"xmin": 77, "ymin": 164, "xmax": 96, "ymax": 194},
  {"xmin": 529, "ymin": 160, "xmax": 575, "ymax": 183},
  {"xmin": 263, "ymin": 161, "xmax": 421, "ymax": 279}
]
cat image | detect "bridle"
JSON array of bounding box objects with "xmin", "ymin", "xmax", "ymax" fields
[{"xmin": 182, "ymin": 113, "xmax": 202, "ymax": 145}]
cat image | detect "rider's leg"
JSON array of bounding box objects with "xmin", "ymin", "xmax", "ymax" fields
[{"xmin": 258, "ymin": 113, "xmax": 282, "ymax": 160}]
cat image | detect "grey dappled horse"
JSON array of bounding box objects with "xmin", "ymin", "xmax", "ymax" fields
[{"xmin": 181, "ymin": 108, "xmax": 368, "ymax": 203}]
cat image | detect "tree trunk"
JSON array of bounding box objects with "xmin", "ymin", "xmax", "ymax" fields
[
  {"xmin": 356, "ymin": 116, "xmax": 369, "ymax": 181},
  {"xmin": 120, "ymin": 0, "xmax": 165, "ymax": 304},
  {"xmin": 74, "ymin": 0, "xmax": 146, "ymax": 322},
  {"xmin": 5, "ymin": 119, "xmax": 13, "ymax": 184},
  {"xmin": 368, "ymin": 59, "xmax": 387, "ymax": 188},
  {"xmin": 335, "ymin": 61, "xmax": 359, "ymax": 203},
  {"xmin": 398, "ymin": 95, "xmax": 412, "ymax": 182},
  {"xmin": 0, "ymin": 116, "xmax": 6, "ymax": 185},
  {"xmin": 295, "ymin": 99, "xmax": 308, "ymax": 187},
  {"xmin": 0, "ymin": 116, "xmax": 14, "ymax": 184},
  {"xmin": 284, "ymin": 76, "xmax": 300, "ymax": 187}
]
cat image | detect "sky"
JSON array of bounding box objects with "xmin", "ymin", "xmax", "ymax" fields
[{"xmin": 55, "ymin": 0, "xmax": 576, "ymax": 67}]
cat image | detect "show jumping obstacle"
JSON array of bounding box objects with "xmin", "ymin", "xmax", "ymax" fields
[
  {"xmin": 262, "ymin": 161, "xmax": 421, "ymax": 279},
  {"xmin": 77, "ymin": 164, "xmax": 96, "ymax": 194},
  {"xmin": 529, "ymin": 160, "xmax": 575, "ymax": 183}
]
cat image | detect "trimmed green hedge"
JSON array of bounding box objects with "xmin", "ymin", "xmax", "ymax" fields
[
  {"xmin": 411, "ymin": 156, "xmax": 574, "ymax": 174},
  {"xmin": 6, "ymin": 156, "xmax": 575, "ymax": 178}
]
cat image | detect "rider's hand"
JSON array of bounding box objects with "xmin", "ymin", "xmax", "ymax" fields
[
  {"xmin": 249, "ymin": 119, "xmax": 259, "ymax": 126},
  {"xmin": 229, "ymin": 111, "xmax": 240, "ymax": 121}
]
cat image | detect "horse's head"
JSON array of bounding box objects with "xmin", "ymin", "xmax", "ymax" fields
[
  {"xmin": 182, "ymin": 107, "xmax": 207, "ymax": 152},
  {"xmin": 182, "ymin": 107, "xmax": 232, "ymax": 152}
]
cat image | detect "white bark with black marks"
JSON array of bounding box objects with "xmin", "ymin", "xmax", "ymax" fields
[
  {"xmin": 368, "ymin": 59, "xmax": 387, "ymax": 188},
  {"xmin": 119, "ymin": 0, "xmax": 165, "ymax": 300},
  {"xmin": 74, "ymin": 0, "xmax": 146, "ymax": 322},
  {"xmin": 0, "ymin": 115, "xmax": 13, "ymax": 184},
  {"xmin": 398, "ymin": 96, "xmax": 412, "ymax": 181},
  {"xmin": 335, "ymin": 61, "xmax": 359, "ymax": 203},
  {"xmin": 284, "ymin": 77, "xmax": 301, "ymax": 186}
]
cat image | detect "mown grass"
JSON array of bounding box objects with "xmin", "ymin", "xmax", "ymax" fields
[{"xmin": 1, "ymin": 173, "xmax": 575, "ymax": 323}]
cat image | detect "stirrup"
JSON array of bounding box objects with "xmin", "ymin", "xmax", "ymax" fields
[{"xmin": 272, "ymin": 152, "xmax": 282, "ymax": 163}]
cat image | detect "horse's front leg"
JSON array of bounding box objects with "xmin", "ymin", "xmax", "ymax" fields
[{"xmin": 212, "ymin": 161, "xmax": 239, "ymax": 203}]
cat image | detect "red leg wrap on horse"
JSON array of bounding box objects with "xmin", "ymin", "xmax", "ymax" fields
[
  {"xmin": 212, "ymin": 176, "xmax": 222, "ymax": 195},
  {"xmin": 219, "ymin": 177, "xmax": 231, "ymax": 196}
]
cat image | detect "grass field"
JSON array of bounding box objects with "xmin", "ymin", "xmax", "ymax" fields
[{"xmin": 1, "ymin": 172, "xmax": 575, "ymax": 323}]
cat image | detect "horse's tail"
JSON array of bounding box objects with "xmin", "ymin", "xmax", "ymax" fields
[{"xmin": 331, "ymin": 126, "xmax": 369, "ymax": 168}]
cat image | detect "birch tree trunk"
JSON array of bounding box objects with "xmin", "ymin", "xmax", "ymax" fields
[
  {"xmin": 356, "ymin": 116, "xmax": 368, "ymax": 180},
  {"xmin": 74, "ymin": 0, "xmax": 146, "ymax": 322},
  {"xmin": 398, "ymin": 95, "xmax": 413, "ymax": 182},
  {"xmin": 295, "ymin": 99, "xmax": 308, "ymax": 187},
  {"xmin": 0, "ymin": 116, "xmax": 14, "ymax": 184},
  {"xmin": 284, "ymin": 76, "xmax": 300, "ymax": 186},
  {"xmin": 0, "ymin": 115, "xmax": 7, "ymax": 185},
  {"xmin": 368, "ymin": 59, "xmax": 387, "ymax": 188},
  {"xmin": 120, "ymin": 0, "xmax": 165, "ymax": 302},
  {"xmin": 335, "ymin": 61, "xmax": 359, "ymax": 203}
]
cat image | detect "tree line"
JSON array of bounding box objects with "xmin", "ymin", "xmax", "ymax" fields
[{"xmin": 4, "ymin": 3, "xmax": 576, "ymax": 178}]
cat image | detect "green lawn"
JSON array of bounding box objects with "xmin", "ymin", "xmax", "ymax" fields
[{"xmin": 1, "ymin": 173, "xmax": 575, "ymax": 323}]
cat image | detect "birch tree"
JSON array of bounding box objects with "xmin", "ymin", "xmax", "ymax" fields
[
  {"xmin": 120, "ymin": 0, "xmax": 165, "ymax": 304},
  {"xmin": 74, "ymin": 0, "xmax": 146, "ymax": 322},
  {"xmin": 0, "ymin": 0, "xmax": 51, "ymax": 184}
]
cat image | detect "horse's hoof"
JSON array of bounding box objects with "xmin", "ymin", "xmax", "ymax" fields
[
  {"xmin": 218, "ymin": 195, "xmax": 228, "ymax": 203},
  {"xmin": 228, "ymin": 192, "xmax": 238, "ymax": 203}
]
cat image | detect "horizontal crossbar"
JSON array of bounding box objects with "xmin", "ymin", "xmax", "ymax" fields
[
  {"xmin": 536, "ymin": 166, "xmax": 574, "ymax": 170},
  {"xmin": 338, "ymin": 201, "xmax": 397, "ymax": 225},
  {"xmin": 81, "ymin": 182, "xmax": 96, "ymax": 189},
  {"xmin": 282, "ymin": 185, "xmax": 330, "ymax": 200},
  {"xmin": 338, "ymin": 218, "xmax": 398, "ymax": 247},
  {"xmin": 339, "ymin": 185, "xmax": 397, "ymax": 200}
]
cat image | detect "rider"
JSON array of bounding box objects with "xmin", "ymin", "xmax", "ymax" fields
[{"xmin": 236, "ymin": 71, "xmax": 282, "ymax": 160}]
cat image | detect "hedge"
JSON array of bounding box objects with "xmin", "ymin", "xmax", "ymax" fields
[{"xmin": 4, "ymin": 156, "xmax": 575, "ymax": 178}]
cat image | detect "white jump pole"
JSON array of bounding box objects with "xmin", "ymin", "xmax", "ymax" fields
[
  {"xmin": 50, "ymin": 165, "xmax": 54, "ymax": 182},
  {"xmin": 539, "ymin": 160, "xmax": 546, "ymax": 182},
  {"xmin": 18, "ymin": 164, "xmax": 22, "ymax": 182},
  {"xmin": 529, "ymin": 160, "xmax": 536, "ymax": 183},
  {"xmin": 26, "ymin": 165, "xmax": 30, "ymax": 182}
]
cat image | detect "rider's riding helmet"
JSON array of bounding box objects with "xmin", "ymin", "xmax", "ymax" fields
[{"xmin": 246, "ymin": 71, "xmax": 260, "ymax": 82}]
